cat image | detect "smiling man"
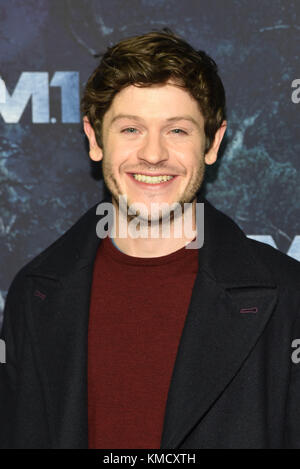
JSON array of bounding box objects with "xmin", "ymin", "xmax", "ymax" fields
[
  {"xmin": 83, "ymin": 78, "xmax": 225, "ymax": 255},
  {"xmin": 1, "ymin": 28, "xmax": 300, "ymax": 449}
]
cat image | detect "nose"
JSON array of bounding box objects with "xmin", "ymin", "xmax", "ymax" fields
[{"xmin": 137, "ymin": 130, "xmax": 169, "ymax": 165}]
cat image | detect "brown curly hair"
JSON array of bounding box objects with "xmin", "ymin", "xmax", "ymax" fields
[{"xmin": 81, "ymin": 28, "xmax": 226, "ymax": 153}]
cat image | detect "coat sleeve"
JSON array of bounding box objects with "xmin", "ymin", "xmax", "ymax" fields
[{"xmin": 0, "ymin": 272, "xmax": 24, "ymax": 449}]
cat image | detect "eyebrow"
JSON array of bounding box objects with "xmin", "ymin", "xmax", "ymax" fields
[{"xmin": 109, "ymin": 113, "xmax": 201, "ymax": 129}]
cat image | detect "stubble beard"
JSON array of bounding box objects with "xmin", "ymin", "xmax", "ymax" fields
[{"xmin": 101, "ymin": 149, "xmax": 206, "ymax": 227}]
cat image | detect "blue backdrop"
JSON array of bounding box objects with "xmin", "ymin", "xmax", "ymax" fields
[{"xmin": 1, "ymin": 0, "xmax": 300, "ymax": 327}]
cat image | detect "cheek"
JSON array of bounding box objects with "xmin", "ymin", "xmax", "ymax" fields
[
  {"xmin": 172, "ymin": 145, "xmax": 201, "ymax": 166},
  {"xmin": 105, "ymin": 150, "xmax": 132, "ymax": 175},
  {"xmin": 110, "ymin": 136, "xmax": 136, "ymax": 155}
]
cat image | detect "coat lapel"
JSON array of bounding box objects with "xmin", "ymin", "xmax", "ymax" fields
[
  {"xmin": 24, "ymin": 197, "xmax": 109, "ymax": 448},
  {"xmin": 160, "ymin": 194, "xmax": 278, "ymax": 448},
  {"xmin": 159, "ymin": 270, "xmax": 278, "ymax": 449},
  {"xmin": 23, "ymin": 192, "xmax": 278, "ymax": 449}
]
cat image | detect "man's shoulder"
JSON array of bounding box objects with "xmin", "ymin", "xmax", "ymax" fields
[
  {"xmin": 204, "ymin": 196, "xmax": 300, "ymax": 292},
  {"xmin": 7, "ymin": 200, "xmax": 101, "ymax": 293},
  {"xmin": 245, "ymin": 235, "xmax": 300, "ymax": 291}
]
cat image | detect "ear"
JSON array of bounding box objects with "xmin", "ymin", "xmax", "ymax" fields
[
  {"xmin": 83, "ymin": 115, "xmax": 103, "ymax": 162},
  {"xmin": 204, "ymin": 120, "xmax": 227, "ymax": 165}
]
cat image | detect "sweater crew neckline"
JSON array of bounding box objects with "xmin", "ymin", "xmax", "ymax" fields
[{"xmin": 103, "ymin": 234, "xmax": 197, "ymax": 266}]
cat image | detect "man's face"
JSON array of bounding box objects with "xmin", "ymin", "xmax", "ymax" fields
[{"xmin": 84, "ymin": 79, "xmax": 226, "ymax": 222}]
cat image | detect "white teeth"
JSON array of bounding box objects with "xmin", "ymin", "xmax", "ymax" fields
[{"xmin": 133, "ymin": 174, "xmax": 174, "ymax": 184}]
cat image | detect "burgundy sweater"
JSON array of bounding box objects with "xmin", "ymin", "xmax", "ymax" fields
[{"xmin": 88, "ymin": 235, "xmax": 199, "ymax": 449}]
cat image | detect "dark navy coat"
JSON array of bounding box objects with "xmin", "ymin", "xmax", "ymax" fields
[{"xmin": 1, "ymin": 192, "xmax": 300, "ymax": 448}]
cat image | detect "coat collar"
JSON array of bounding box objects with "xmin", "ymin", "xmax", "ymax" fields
[
  {"xmin": 24, "ymin": 191, "xmax": 278, "ymax": 448},
  {"xmin": 27, "ymin": 190, "xmax": 276, "ymax": 288}
]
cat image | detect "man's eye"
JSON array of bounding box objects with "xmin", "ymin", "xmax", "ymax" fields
[
  {"xmin": 171, "ymin": 129, "xmax": 187, "ymax": 135},
  {"xmin": 122, "ymin": 127, "xmax": 138, "ymax": 134}
]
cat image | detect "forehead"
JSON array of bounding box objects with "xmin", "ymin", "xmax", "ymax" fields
[{"xmin": 105, "ymin": 80, "xmax": 203, "ymax": 123}]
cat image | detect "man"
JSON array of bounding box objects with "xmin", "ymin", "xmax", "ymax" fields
[{"xmin": 1, "ymin": 29, "xmax": 300, "ymax": 449}]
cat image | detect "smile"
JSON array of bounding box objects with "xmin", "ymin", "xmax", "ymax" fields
[
  {"xmin": 133, "ymin": 174, "xmax": 174, "ymax": 184},
  {"xmin": 127, "ymin": 173, "xmax": 177, "ymax": 188}
]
